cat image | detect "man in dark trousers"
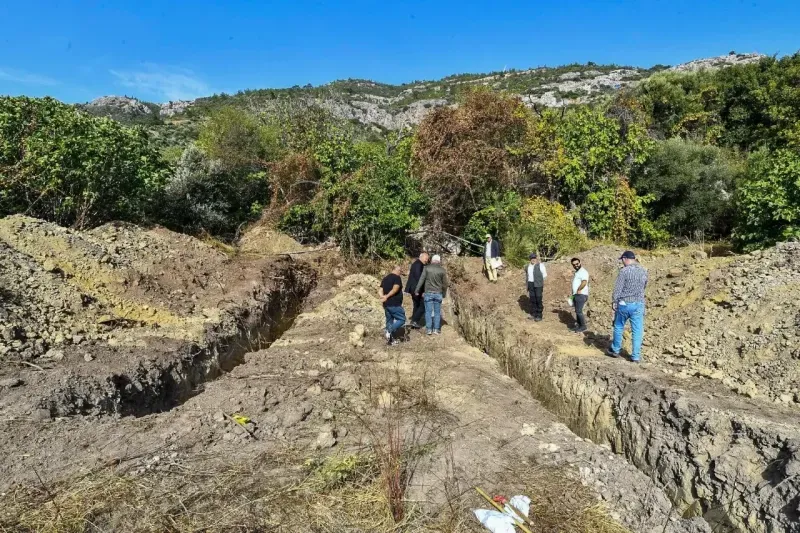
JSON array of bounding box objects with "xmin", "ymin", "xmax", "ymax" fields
[
  {"xmin": 525, "ymin": 253, "xmax": 547, "ymax": 321},
  {"xmin": 405, "ymin": 252, "xmax": 429, "ymax": 329},
  {"xmin": 378, "ymin": 265, "xmax": 406, "ymax": 346}
]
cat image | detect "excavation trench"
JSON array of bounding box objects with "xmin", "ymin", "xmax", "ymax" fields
[
  {"xmin": 451, "ymin": 290, "xmax": 800, "ymax": 533},
  {"xmin": 44, "ymin": 261, "xmax": 317, "ymax": 418}
]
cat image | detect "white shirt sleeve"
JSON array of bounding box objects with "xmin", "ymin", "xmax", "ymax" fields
[{"xmin": 540, "ymin": 263, "xmax": 547, "ymax": 279}]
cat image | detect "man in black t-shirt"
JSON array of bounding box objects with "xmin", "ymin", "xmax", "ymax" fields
[{"xmin": 378, "ymin": 265, "xmax": 406, "ymax": 346}]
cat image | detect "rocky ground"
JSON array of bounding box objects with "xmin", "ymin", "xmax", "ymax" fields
[
  {"xmin": 449, "ymin": 245, "xmax": 800, "ymax": 531},
  {"xmin": 3, "ymin": 217, "xmax": 799, "ymax": 532},
  {"xmin": 1, "ymin": 267, "xmax": 707, "ymax": 533}
]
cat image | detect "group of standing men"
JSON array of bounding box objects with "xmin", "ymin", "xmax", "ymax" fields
[
  {"xmin": 378, "ymin": 252, "xmax": 450, "ymax": 346},
  {"xmin": 503, "ymin": 234, "xmax": 648, "ymax": 363},
  {"xmin": 378, "ymin": 237, "xmax": 648, "ymax": 362}
]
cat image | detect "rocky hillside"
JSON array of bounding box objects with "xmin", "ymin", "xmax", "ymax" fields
[{"xmin": 83, "ymin": 52, "xmax": 765, "ymax": 131}]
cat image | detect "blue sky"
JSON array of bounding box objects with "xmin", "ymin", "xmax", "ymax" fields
[{"xmin": 0, "ymin": 0, "xmax": 798, "ymax": 103}]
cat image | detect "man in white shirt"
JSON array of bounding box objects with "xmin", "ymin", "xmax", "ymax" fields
[
  {"xmin": 570, "ymin": 257, "xmax": 589, "ymax": 333},
  {"xmin": 525, "ymin": 253, "xmax": 547, "ymax": 321}
]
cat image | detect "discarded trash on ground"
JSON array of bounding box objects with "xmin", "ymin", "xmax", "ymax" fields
[{"xmin": 473, "ymin": 487, "xmax": 532, "ymax": 533}]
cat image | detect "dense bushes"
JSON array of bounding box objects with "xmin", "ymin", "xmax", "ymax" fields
[
  {"xmin": 734, "ymin": 149, "xmax": 800, "ymax": 251},
  {"xmin": 502, "ymin": 197, "xmax": 587, "ymax": 266},
  {"xmin": 631, "ymin": 138, "xmax": 742, "ymax": 238},
  {"xmin": 0, "ymin": 96, "xmax": 167, "ymax": 228}
]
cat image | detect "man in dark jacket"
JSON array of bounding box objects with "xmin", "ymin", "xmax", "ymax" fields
[{"xmin": 405, "ymin": 252, "xmax": 429, "ymax": 328}]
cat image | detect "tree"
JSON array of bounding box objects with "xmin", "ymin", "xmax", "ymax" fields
[
  {"xmin": 0, "ymin": 96, "xmax": 167, "ymax": 228},
  {"xmin": 412, "ymin": 89, "xmax": 529, "ymax": 230},
  {"xmin": 159, "ymin": 144, "xmax": 269, "ymax": 237},
  {"xmin": 631, "ymin": 138, "xmax": 742, "ymax": 238},
  {"xmin": 197, "ymin": 106, "xmax": 278, "ymax": 170},
  {"xmin": 734, "ymin": 149, "xmax": 800, "ymax": 251}
]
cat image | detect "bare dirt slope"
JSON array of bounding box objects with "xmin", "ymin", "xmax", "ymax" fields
[{"xmin": 0, "ymin": 215, "xmax": 315, "ymax": 420}]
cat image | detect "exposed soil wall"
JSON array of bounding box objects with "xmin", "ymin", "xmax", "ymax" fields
[
  {"xmin": 45, "ymin": 260, "xmax": 317, "ymax": 417},
  {"xmin": 452, "ymin": 291, "xmax": 800, "ymax": 533}
]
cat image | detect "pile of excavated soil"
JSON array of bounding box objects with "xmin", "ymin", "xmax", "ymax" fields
[
  {"xmin": 238, "ymin": 223, "xmax": 306, "ymax": 255},
  {"xmin": 1, "ymin": 258, "xmax": 707, "ymax": 533},
  {"xmin": 0, "ymin": 215, "xmax": 315, "ymax": 419}
]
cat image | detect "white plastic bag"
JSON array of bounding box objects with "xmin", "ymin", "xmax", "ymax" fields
[{"xmin": 473, "ymin": 495, "xmax": 531, "ymax": 533}]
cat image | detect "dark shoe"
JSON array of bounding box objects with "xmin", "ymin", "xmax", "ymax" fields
[
  {"xmin": 534, "ymin": 317, "xmax": 543, "ymax": 322},
  {"xmin": 630, "ymin": 357, "xmax": 641, "ymax": 364},
  {"xmin": 409, "ymin": 322, "xmax": 421, "ymax": 329},
  {"xmin": 573, "ymin": 327, "xmax": 587, "ymax": 334},
  {"xmin": 527, "ymin": 315, "xmax": 536, "ymax": 320},
  {"xmin": 606, "ymin": 347, "xmax": 620, "ymax": 358},
  {"xmin": 388, "ymin": 338, "xmax": 400, "ymax": 346}
]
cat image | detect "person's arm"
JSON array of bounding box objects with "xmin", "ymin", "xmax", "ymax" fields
[
  {"xmin": 415, "ymin": 268, "xmax": 428, "ymax": 295},
  {"xmin": 377, "ymin": 284, "xmax": 385, "ymax": 299}
]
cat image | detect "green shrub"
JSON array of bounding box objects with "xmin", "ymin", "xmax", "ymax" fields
[
  {"xmin": 502, "ymin": 197, "xmax": 587, "ymax": 267},
  {"xmin": 159, "ymin": 144, "xmax": 269, "ymax": 237},
  {"xmin": 462, "ymin": 192, "xmax": 522, "ymax": 252},
  {"xmin": 734, "ymin": 148, "xmax": 800, "ymax": 251},
  {"xmin": 0, "ymin": 96, "xmax": 167, "ymax": 228},
  {"xmin": 581, "ymin": 178, "xmax": 669, "ymax": 248}
]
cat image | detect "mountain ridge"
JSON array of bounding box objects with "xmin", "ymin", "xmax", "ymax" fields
[{"xmin": 82, "ymin": 52, "xmax": 765, "ymax": 130}]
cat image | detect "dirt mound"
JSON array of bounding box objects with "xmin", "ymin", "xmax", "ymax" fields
[
  {"xmin": 473, "ymin": 241, "xmax": 800, "ymax": 404},
  {"xmin": 0, "ymin": 215, "xmax": 315, "ymax": 418},
  {"xmin": 300, "ymin": 274, "xmax": 385, "ymax": 329},
  {"xmin": 238, "ymin": 224, "xmax": 306, "ymax": 255}
]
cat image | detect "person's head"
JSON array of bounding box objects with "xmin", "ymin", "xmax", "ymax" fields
[
  {"xmin": 419, "ymin": 252, "xmax": 430, "ymax": 264},
  {"xmin": 620, "ymin": 250, "xmax": 636, "ymax": 267},
  {"xmin": 485, "ymin": 234, "xmax": 492, "ymax": 243},
  {"xmin": 571, "ymin": 257, "xmax": 582, "ymax": 271},
  {"xmin": 392, "ymin": 264, "xmax": 402, "ymax": 275},
  {"xmin": 431, "ymin": 254, "xmax": 442, "ymax": 264},
  {"xmin": 529, "ymin": 252, "xmax": 538, "ymax": 264}
]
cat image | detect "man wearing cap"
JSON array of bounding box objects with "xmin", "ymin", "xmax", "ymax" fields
[
  {"xmin": 415, "ymin": 254, "xmax": 449, "ymax": 335},
  {"xmin": 525, "ymin": 253, "xmax": 547, "ymax": 321},
  {"xmin": 608, "ymin": 251, "xmax": 648, "ymax": 362},
  {"xmin": 484, "ymin": 234, "xmax": 501, "ymax": 283}
]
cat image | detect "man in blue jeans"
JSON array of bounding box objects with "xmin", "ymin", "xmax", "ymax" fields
[
  {"xmin": 608, "ymin": 251, "xmax": 648, "ymax": 362},
  {"xmin": 379, "ymin": 265, "xmax": 406, "ymax": 346},
  {"xmin": 414, "ymin": 254, "xmax": 449, "ymax": 335}
]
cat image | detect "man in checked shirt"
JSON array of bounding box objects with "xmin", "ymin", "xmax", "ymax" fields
[{"xmin": 607, "ymin": 250, "xmax": 648, "ymax": 363}]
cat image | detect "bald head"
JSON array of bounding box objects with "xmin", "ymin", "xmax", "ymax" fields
[{"xmin": 419, "ymin": 252, "xmax": 430, "ymax": 264}]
